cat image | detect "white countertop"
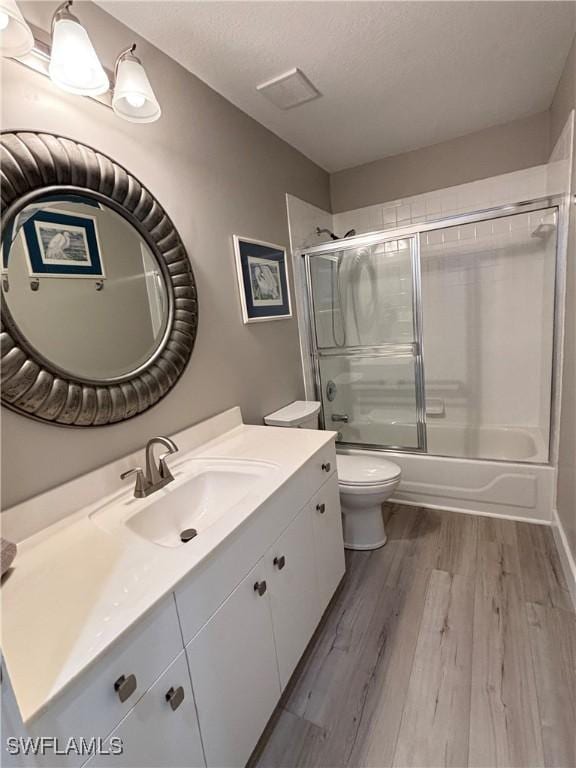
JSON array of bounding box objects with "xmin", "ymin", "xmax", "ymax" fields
[{"xmin": 1, "ymin": 409, "xmax": 335, "ymax": 724}]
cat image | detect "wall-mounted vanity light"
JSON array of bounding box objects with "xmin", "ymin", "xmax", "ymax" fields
[
  {"xmin": 49, "ymin": 0, "xmax": 108, "ymax": 96},
  {"xmin": 2, "ymin": 0, "xmax": 161, "ymax": 123},
  {"xmin": 112, "ymin": 44, "xmax": 161, "ymax": 123},
  {"xmin": 0, "ymin": 0, "xmax": 34, "ymax": 57}
]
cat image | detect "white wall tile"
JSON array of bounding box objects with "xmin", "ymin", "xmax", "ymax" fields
[
  {"xmin": 382, "ymin": 206, "xmax": 398, "ymax": 228},
  {"xmin": 333, "ymin": 164, "xmax": 549, "ymax": 239},
  {"xmin": 396, "ymin": 204, "xmax": 411, "ymax": 223}
]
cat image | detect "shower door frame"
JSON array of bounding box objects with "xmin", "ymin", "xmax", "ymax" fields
[
  {"xmin": 304, "ymin": 233, "xmax": 427, "ymax": 453},
  {"xmin": 300, "ymin": 195, "xmax": 564, "ymax": 465}
]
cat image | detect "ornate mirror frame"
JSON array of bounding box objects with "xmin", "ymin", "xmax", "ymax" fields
[{"xmin": 1, "ymin": 131, "xmax": 198, "ymax": 426}]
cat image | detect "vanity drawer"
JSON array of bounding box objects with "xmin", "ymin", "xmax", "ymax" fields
[
  {"xmin": 305, "ymin": 440, "xmax": 337, "ymax": 493},
  {"xmin": 263, "ymin": 439, "xmax": 337, "ymax": 519},
  {"xmin": 4, "ymin": 597, "xmax": 183, "ymax": 768},
  {"xmin": 309, "ymin": 475, "xmax": 345, "ymax": 614}
]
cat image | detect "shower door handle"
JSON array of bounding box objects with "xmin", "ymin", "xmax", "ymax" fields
[{"xmin": 331, "ymin": 413, "xmax": 349, "ymax": 423}]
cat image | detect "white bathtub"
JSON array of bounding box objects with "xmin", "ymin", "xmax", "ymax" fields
[
  {"xmin": 337, "ymin": 419, "xmax": 548, "ymax": 463},
  {"xmin": 426, "ymin": 423, "xmax": 548, "ymax": 463},
  {"xmin": 334, "ymin": 421, "xmax": 554, "ymax": 522},
  {"xmin": 386, "ymin": 450, "xmax": 555, "ymax": 522}
]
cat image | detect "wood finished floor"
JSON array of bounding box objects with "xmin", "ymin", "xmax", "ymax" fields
[{"xmin": 251, "ymin": 505, "xmax": 576, "ymax": 768}]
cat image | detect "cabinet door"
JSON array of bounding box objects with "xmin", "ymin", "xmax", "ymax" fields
[
  {"xmin": 311, "ymin": 476, "xmax": 346, "ymax": 613},
  {"xmin": 87, "ymin": 652, "xmax": 205, "ymax": 768},
  {"xmin": 186, "ymin": 559, "xmax": 280, "ymax": 768},
  {"xmin": 2, "ymin": 599, "xmax": 182, "ymax": 768},
  {"xmin": 266, "ymin": 507, "xmax": 320, "ymax": 690}
]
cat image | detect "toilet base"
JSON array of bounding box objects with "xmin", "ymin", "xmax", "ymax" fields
[
  {"xmin": 341, "ymin": 501, "xmax": 388, "ymax": 551},
  {"xmin": 344, "ymin": 535, "xmax": 387, "ymax": 551}
]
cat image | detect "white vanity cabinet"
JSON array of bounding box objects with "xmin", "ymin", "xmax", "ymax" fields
[
  {"xmin": 309, "ymin": 477, "xmax": 346, "ymax": 610},
  {"xmin": 86, "ymin": 653, "xmax": 205, "ymax": 768},
  {"xmin": 185, "ymin": 559, "xmax": 280, "ymax": 768},
  {"xmin": 2, "ymin": 597, "xmax": 184, "ymax": 768},
  {"xmin": 185, "ymin": 472, "xmax": 343, "ymax": 767},
  {"xmin": 3, "ymin": 436, "xmax": 345, "ymax": 768},
  {"xmin": 265, "ymin": 504, "xmax": 320, "ymax": 690}
]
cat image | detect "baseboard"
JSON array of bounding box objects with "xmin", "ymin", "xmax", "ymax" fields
[
  {"xmin": 389, "ymin": 497, "xmax": 552, "ymax": 526},
  {"xmin": 552, "ymin": 508, "xmax": 576, "ymax": 611}
]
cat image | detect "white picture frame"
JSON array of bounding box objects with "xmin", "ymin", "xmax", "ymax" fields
[{"xmin": 233, "ymin": 235, "xmax": 293, "ymax": 324}]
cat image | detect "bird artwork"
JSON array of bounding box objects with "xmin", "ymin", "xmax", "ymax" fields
[
  {"xmin": 38, "ymin": 225, "xmax": 90, "ymax": 264},
  {"xmin": 251, "ymin": 264, "xmax": 281, "ymax": 300},
  {"xmin": 45, "ymin": 231, "xmax": 71, "ymax": 261}
]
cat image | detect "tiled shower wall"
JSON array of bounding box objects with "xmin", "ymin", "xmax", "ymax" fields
[
  {"xmin": 287, "ymin": 163, "xmax": 564, "ymax": 252},
  {"xmin": 332, "ymin": 164, "xmax": 549, "ymax": 236},
  {"xmin": 287, "ymin": 129, "xmax": 572, "ymax": 432}
]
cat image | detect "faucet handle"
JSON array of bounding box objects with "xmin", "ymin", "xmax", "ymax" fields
[
  {"xmin": 120, "ymin": 467, "xmax": 144, "ymax": 480},
  {"xmin": 158, "ymin": 453, "xmax": 175, "ymax": 483},
  {"xmin": 120, "ymin": 467, "xmax": 148, "ymax": 498}
]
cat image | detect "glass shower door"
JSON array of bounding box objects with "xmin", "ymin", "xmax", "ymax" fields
[
  {"xmin": 419, "ymin": 207, "xmax": 557, "ymax": 462},
  {"xmin": 307, "ymin": 235, "xmax": 426, "ymax": 450}
]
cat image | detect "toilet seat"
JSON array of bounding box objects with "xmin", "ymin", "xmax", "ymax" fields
[
  {"xmin": 336, "ymin": 453, "xmax": 401, "ymax": 487},
  {"xmin": 337, "ymin": 480, "xmax": 399, "ymax": 498}
]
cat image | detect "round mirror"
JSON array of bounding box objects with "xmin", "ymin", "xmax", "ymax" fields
[
  {"xmin": 2, "ymin": 193, "xmax": 170, "ymax": 381},
  {"xmin": 1, "ymin": 131, "xmax": 198, "ymax": 427}
]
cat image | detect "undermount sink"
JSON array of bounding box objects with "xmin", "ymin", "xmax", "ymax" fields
[{"xmin": 90, "ymin": 458, "xmax": 278, "ymax": 548}]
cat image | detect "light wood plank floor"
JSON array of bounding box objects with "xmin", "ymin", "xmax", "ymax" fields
[{"xmin": 251, "ymin": 505, "xmax": 576, "ymax": 768}]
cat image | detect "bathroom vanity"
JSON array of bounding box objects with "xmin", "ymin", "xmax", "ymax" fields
[{"xmin": 1, "ymin": 408, "xmax": 345, "ymax": 768}]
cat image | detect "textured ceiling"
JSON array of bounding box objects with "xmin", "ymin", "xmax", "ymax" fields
[{"xmin": 98, "ymin": 1, "xmax": 576, "ymax": 172}]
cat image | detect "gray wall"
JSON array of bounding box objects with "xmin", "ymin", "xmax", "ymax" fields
[
  {"xmin": 330, "ymin": 111, "xmax": 550, "ymax": 212},
  {"xmin": 1, "ymin": 0, "xmax": 330, "ymax": 509},
  {"xmin": 551, "ymin": 33, "xmax": 576, "ymax": 561}
]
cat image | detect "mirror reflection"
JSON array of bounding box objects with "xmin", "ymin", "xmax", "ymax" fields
[{"xmin": 1, "ymin": 193, "xmax": 169, "ymax": 381}]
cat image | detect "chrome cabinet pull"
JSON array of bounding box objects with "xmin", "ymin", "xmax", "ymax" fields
[
  {"xmin": 165, "ymin": 685, "xmax": 185, "ymax": 711},
  {"xmin": 316, "ymin": 503, "xmax": 326, "ymax": 514},
  {"xmin": 254, "ymin": 580, "xmax": 267, "ymax": 596},
  {"xmin": 273, "ymin": 555, "xmax": 286, "ymax": 570},
  {"xmin": 321, "ymin": 462, "xmax": 331, "ymax": 472},
  {"xmin": 114, "ymin": 673, "xmax": 137, "ymax": 703}
]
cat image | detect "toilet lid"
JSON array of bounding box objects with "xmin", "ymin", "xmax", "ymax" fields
[{"xmin": 336, "ymin": 453, "xmax": 401, "ymax": 485}]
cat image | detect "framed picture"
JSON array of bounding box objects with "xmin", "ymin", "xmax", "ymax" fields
[
  {"xmin": 1, "ymin": 194, "xmax": 102, "ymax": 273},
  {"xmin": 233, "ymin": 236, "xmax": 292, "ymax": 323},
  {"xmin": 20, "ymin": 208, "xmax": 105, "ymax": 279}
]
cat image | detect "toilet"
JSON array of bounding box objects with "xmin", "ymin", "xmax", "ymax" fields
[
  {"xmin": 335, "ymin": 452, "xmax": 401, "ymax": 549},
  {"xmin": 264, "ymin": 401, "xmax": 402, "ymax": 550}
]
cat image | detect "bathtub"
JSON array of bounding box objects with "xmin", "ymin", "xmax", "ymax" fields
[
  {"xmin": 385, "ymin": 449, "xmax": 555, "ymax": 522},
  {"xmin": 333, "ymin": 420, "xmax": 554, "ymax": 522},
  {"xmin": 426, "ymin": 423, "xmax": 547, "ymax": 463},
  {"xmin": 337, "ymin": 419, "xmax": 548, "ymax": 463}
]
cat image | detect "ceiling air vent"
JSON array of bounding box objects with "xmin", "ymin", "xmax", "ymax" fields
[{"xmin": 256, "ymin": 68, "xmax": 321, "ymax": 110}]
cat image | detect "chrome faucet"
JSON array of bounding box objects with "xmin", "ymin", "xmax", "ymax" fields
[{"xmin": 121, "ymin": 436, "xmax": 179, "ymax": 498}]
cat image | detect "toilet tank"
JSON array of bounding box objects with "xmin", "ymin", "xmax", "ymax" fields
[{"xmin": 264, "ymin": 401, "xmax": 321, "ymax": 429}]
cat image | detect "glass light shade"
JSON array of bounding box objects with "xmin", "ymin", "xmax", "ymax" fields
[
  {"xmin": 113, "ymin": 57, "xmax": 161, "ymax": 123},
  {"xmin": 0, "ymin": 0, "xmax": 34, "ymax": 57},
  {"xmin": 49, "ymin": 17, "xmax": 108, "ymax": 95}
]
